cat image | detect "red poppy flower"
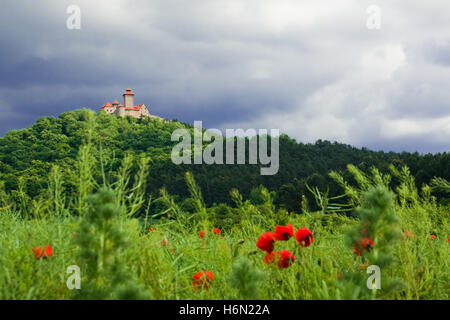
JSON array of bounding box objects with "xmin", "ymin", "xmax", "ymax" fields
[
  {"xmin": 192, "ymin": 271, "xmax": 214, "ymax": 289},
  {"xmin": 256, "ymin": 232, "xmax": 276, "ymax": 253},
  {"xmin": 32, "ymin": 245, "xmax": 52, "ymax": 259},
  {"xmin": 199, "ymin": 230, "xmax": 207, "ymax": 238},
  {"xmin": 295, "ymin": 227, "xmax": 314, "ymax": 247},
  {"xmin": 403, "ymin": 230, "xmax": 413, "ymax": 239},
  {"xmin": 212, "ymin": 227, "xmax": 221, "ymax": 235},
  {"xmin": 359, "ymin": 261, "xmax": 370, "ymax": 270},
  {"xmin": 149, "ymin": 227, "xmax": 155, "ymax": 232},
  {"xmin": 447, "ymin": 235, "xmax": 450, "ymax": 243},
  {"xmin": 273, "ymin": 224, "xmax": 294, "ymax": 241},
  {"xmin": 430, "ymin": 234, "xmax": 436, "ymax": 239},
  {"xmin": 277, "ymin": 250, "xmax": 295, "ymax": 269},
  {"xmin": 263, "ymin": 252, "xmax": 276, "ymax": 265},
  {"xmin": 360, "ymin": 237, "xmax": 374, "ymax": 249},
  {"xmin": 353, "ymin": 238, "xmax": 374, "ymax": 256}
]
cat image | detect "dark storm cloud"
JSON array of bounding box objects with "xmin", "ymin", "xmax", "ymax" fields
[{"xmin": 0, "ymin": 0, "xmax": 449, "ymax": 153}]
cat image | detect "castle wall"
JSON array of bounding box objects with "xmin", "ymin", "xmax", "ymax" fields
[
  {"xmin": 104, "ymin": 106, "xmax": 116, "ymax": 114},
  {"xmin": 124, "ymin": 110, "xmax": 142, "ymax": 118}
]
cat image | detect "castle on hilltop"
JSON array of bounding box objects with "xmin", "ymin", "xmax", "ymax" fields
[{"xmin": 100, "ymin": 88, "xmax": 161, "ymax": 119}]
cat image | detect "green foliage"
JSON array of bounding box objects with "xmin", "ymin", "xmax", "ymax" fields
[
  {"xmin": 74, "ymin": 188, "xmax": 147, "ymax": 299},
  {"xmin": 305, "ymin": 183, "xmax": 352, "ymax": 215},
  {"xmin": 229, "ymin": 188, "xmax": 243, "ymax": 208},
  {"xmin": 210, "ymin": 203, "xmax": 235, "ymax": 229},
  {"xmin": 46, "ymin": 166, "xmax": 67, "ymax": 217},
  {"xmin": 185, "ymin": 171, "xmax": 206, "ymax": 216},
  {"xmin": 343, "ymin": 186, "xmax": 402, "ymax": 299},
  {"xmin": 230, "ymin": 258, "xmax": 264, "ymax": 299},
  {"xmin": 430, "ymin": 177, "xmax": 450, "ymax": 206},
  {"xmin": 430, "ymin": 177, "xmax": 450, "ymax": 194},
  {"xmin": 329, "ymin": 164, "xmax": 391, "ymax": 207},
  {"xmin": 249, "ymin": 185, "xmax": 272, "ymax": 206}
]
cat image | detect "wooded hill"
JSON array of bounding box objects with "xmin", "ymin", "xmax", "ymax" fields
[{"xmin": 0, "ymin": 109, "xmax": 448, "ymax": 214}]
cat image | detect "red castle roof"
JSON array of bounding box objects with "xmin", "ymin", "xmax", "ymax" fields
[
  {"xmin": 124, "ymin": 104, "xmax": 145, "ymax": 111},
  {"xmin": 123, "ymin": 88, "xmax": 135, "ymax": 96}
]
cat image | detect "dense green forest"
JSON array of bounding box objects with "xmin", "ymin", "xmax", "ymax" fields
[{"xmin": 0, "ymin": 109, "xmax": 448, "ymax": 215}]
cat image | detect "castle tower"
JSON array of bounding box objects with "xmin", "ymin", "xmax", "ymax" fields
[
  {"xmin": 123, "ymin": 88, "xmax": 135, "ymax": 109},
  {"xmin": 117, "ymin": 104, "xmax": 125, "ymax": 117}
]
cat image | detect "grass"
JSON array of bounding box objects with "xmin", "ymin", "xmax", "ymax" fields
[{"xmin": 0, "ymin": 147, "xmax": 448, "ymax": 300}]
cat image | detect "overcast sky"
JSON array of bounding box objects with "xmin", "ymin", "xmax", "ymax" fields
[{"xmin": 0, "ymin": 0, "xmax": 449, "ymax": 153}]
